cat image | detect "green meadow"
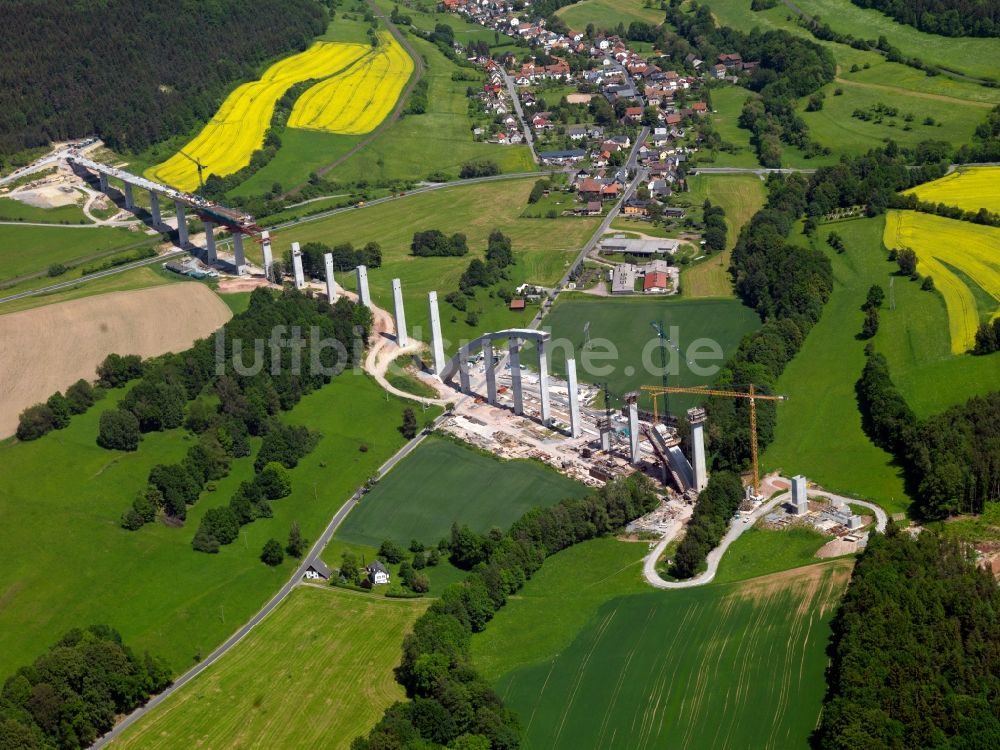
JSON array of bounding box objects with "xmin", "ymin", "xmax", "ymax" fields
[
  {"xmin": 0, "ymin": 372, "xmax": 440, "ymax": 679},
  {"xmin": 557, "ymin": 0, "xmax": 666, "ymax": 30}
]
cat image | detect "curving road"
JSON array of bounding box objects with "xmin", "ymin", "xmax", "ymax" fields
[{"xmin": 642, "ymin": 480, "xmax": 888, "ymax": 590}]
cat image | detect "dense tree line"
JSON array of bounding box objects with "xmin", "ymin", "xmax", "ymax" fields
[
  {"xmin": 670, "ymin": 471, "xmax": 743, "ymax": 578},
  {"xmin": 112, "ymin": 288, "xmax": 369, "ymax": 528},
  {"xmin": 352, "ymin": 475, "xmax": 658, "ymax": 749},
  {"xmin": 666, "ymin": 4, "xmax": 836, "ymax": 166},
  {"xmin": 850, "ymin": 0, "xmax": 1000, "ymax": 38},
  {"xmin": 973, "ymin": 318, "xmax": 1000, "ymax": 354},
  {"xmin": 0, "ymin": 0, "xmax": 327, "ymax": 159},
  {"xmin": 702, "ymin": 200, "xmax": 727, "ymax": 252},
  {"xmin": 0, "ymin": 626, "xmax": 170, "ymax": 749},
  {"xmin": 956, "ymin": 104, "xmax": 1000, "ymax": 163},
  {"xmin": 411, "ymin": 230, "xmax": 469, "ymax": 257},
  {"xmin": 816, "ymin": 529, "xmax": 1000, "ymax": 749},
  {"xmin": 295, "ymin": 240, "xmax": 382, "ymax": 277},
  {"xmin": 15, "ymin": 380, "xmax": 98, "ymax": 442},
  {"xmin": 707, "ymin": 174, "xmax": 832, "ymax": 470},
  {"xmin": 856, "ymin": 347, "xmax": 1000, "ymax": 518},
  {"xmin": 458, "ymin": 160, "xmax": 500, "ymax": 178}
]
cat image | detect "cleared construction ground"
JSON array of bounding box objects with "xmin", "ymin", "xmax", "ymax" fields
[{"xmin": 0, "ymin": 283, "xmax": 231, "ymax": 437}]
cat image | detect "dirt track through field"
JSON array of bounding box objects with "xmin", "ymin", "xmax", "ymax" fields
[{"xmin": 0, "ymin": 284, "xmax": 231, "ymax": 438}]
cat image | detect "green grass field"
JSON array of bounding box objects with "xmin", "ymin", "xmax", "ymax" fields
[
  {"xmin": 537, "ymin": 296, "xmax": 761, "ymax": 410},
  {"xmin": 0, "ymin": 224, "xmax": 154, "ymax": 283},
  {"xmin": 681, "ymin": 174, "xmax": 767, "ymax": 297},
  {"xmin": 112, "ymin": 586, "xmax": 427, "ymax": 750},
  {"xmin": 557, "ymin": 0, "xmax": 666, "ymax": 30},
  {"xmin": 473, "ymin": 536, "xmax": 853, "ymax": 750},
  {"xmin": 763, "ymin": 216, "xmax": 999, "ymax": 515},
  {"xmin": 0, "ymin": 266, "xmax": 178, "ymax": 316},
  {"xmin": 706, "ymin": 86, "xmax": 761, "ymax": 169},
  {"xmin": 337, "ymin": 435, "xmax": 588, "ymax": 549},
  {"xmin": 0, "ymin": 372, "xmax": 440, "ymax": 679},
  {"xmin": 247, "ymin": 178, "xmax": 600, "ymax": 353},
  {"xmin": 0, "ymin": 196, "xmax": 89, "ymax": 224},
  {"xmin": 712, "ymin": 525, "xmax": 836, "ymax": 584}
]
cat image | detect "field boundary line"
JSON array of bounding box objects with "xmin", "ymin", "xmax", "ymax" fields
[{"xmin": 833, "ymin": 76, "xmax": 994, "ymax": 108}]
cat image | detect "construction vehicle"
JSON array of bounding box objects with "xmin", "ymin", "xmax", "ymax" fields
[{"xmin": 639, "ymin": 384, "xmax": 787, "ymax": 499}]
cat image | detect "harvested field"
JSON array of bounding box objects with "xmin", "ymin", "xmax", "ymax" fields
[{"xmin": 0, "ymin": 283, "xmax": 231, "ymax": 437}]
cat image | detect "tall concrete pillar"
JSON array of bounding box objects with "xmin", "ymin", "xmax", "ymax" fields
[
  {"xmin": 356, "ymin": 265, "xmax": 371, "ymax": 308},
  {"xmin": 537, "ymin": 338, "xmax": 551, "ymax": 426},
  {"xmin": 149, "ymin": 191, "xmax": 161, "ymax": 226},
  {"xmin": 458, "ymin": 349, "xmax": 471, "ymax": 394},
  {"xmin": 428, "ymin": 291, "xmax": 446, "ymax": 376},
  {"xmin": 232, "ymin": 232, "xmax": 246, "ymax": 274},
  {"xmin": 627, "ymin": 398, "xmax": 640, "ymax": 466},
  {"xmin": 204, "ymin": 221, "xmax": 217, "ymax": 262},
  {"xmin": 99, "ymin": 173, "xmax": 108, "ymax": 193},
  {"xmin": 261, "ymin": 230, "xmax": 274, "ymax": 282},
  {"xmin": 566, "ymin": 357, "xmax": 581, "ymax": 438},
  {"xmin": 688, "ymin": 407, "xmax": 708, "ymax": 491},
  {"xmin": 509, "ymin": 337, "xmax": 524, "ymax": 416},
  {"xmin": 323, "ymin": 252, "xmax": 336, "ymax": 303},
  {"xmin": 792, "ymin": 474, "xmax": 808, "ymax": 515},
  {"xmin": 291, "ymin": 242, "xmax": 305, "ymax": 290},
  {"xmin": 484, "ymin": 340, "xmax": 497, "ymax": 405},
  {"xmin": 123, "ymin": 182, "xmax": 135, "ymax": 211},
  {"xmin": 392, "ymin": 278, "xmax": 407, "ymax": 346},
  {"xmin": 174, "ymin": 202, "xmax": 188, "ymax": 247}
]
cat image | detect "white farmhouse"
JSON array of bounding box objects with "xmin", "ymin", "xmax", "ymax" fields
[{"xmin": 366, "ymin": 560, "xmax": 391, "ymax": 586}]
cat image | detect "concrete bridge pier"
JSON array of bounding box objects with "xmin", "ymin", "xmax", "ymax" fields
[
  {"xmin": 204, "ymin": 221, "xmax": 217, "ymax": 262},
  {"xmin": 627, "ymin": 396, "xmax": 640, "ymax": 466},
  {"xmin": 428, "ymin": 291, "xmax": 446, "ymax": 376},
  {"xmin": 566, "ymin": 357, "xmax": 581, "ymax": 438},
  {"xmin": 509, "ymin": 337, "xmax": 524, "ymax": 415},
  {"xmin": 324, "ymin": 253, "xmax": 336, "ymax": 303},
  {"xmin": 123, "ymin": 182, "xmax": 135, "ymax": 211},
  {"xmin": 484, "ymin": 340, "xmax": 497, "ymax": 404},
  {"xmin": 537, "ymin": 338, "xmax": 552, "ymax": 425},
  {"xmin": 292, "ymin": 242, "xmax": 305, "ymax": 289},
  {"xmin": 356, "ymin": 265, "xmax": 371, "ymax": 308},
  {"xmin": 392, "ymin": 278, "xmax": 407, "ymax": 346},
  {"xmin": 261, "ymin": 231, "xmax": 274, "ymax": 282},
  {"xmin": 99, "ymin": 173, "xmax": 108, "ymax": 193},
  {"xmin": 149, "ymin": 191, "xmax": 161, "ymax": 226},
  {"xmin": 232, "ymin": 232, "xmax": 246, "ymax": 274},
  {"xmin": 174, "ymin": 202, "xmax": 188, "ymax": 246},
  {"xmin": 458, "ymin": 350, "xmax": 471, "ymax": 394}
]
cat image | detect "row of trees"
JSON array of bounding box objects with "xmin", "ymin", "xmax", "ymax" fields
[
  {"xmin": 353, "ymin": 475, "xmax": 659, "ymax": 749},
  {"xmin": 0, "ymin": 625, "xmax": 171, "ymax": 749},
  {"xmin": 670, "ymin": 471, "xmax": 744, "ymax": 578},
  {"xmin": 701, "ymin": 199, "xmax": 727, "ymax": 252},
  {"xmin": 856, "ymin": 347, "xmax": 1000, "ymax": 518},
  {"xmin": 850, "ymin": 0, "xmax": 1000, "ymax": 38},
  {"xmin": 16, "ymin": 379, "xmax": 98, "ymax": 442},
  {"xmin": 0, "ymin": 0, "xmax": 327, "ymax": 158},
  {"xmin": 411, "ymin": 230, "xmax": 470, "ymax": 257},
  {"xmin": 294, "ymin": 240, "xmax": 382, "ymax": 278},
  {"xmin": 816, "ymin": 528, "xmax": 1000, "ymax": 748}
]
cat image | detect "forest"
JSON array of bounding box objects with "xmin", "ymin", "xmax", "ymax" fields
[
  {"xmin": 353, "ymin": 475, "xmax": 659, "ymax": 749},
  {"xmin": 0, "ymin": 0, "xmax": 327, "ymax": 159},
  {"xmin": 856, "ymin": 348, "xmax": 1000, "ymax": 518},
  {"xmin": 817, "ymin": 529, "xmax": 1000, "ymax": 748},
  {"xmin": 0, "ymin": 626, "xmax": 171, "ymax": 749},
  {"xmin": 850, "ymin": 0, "xmax": 1000, "ymax": 37}
]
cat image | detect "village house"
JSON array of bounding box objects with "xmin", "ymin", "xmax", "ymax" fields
[
  {"xmin": 367, "ymin": 560, "xmax": 390, "ymax": 586},
  {"xmin": 303, "ymin": 559, "xmax": 331, "ymax": 581}
]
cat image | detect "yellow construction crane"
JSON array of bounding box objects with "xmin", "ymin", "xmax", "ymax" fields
[{"xmin": 639, "ymin": 383, "xmax": 787, "ymax": 497}]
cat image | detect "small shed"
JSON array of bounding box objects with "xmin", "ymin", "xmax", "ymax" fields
[{"xmin": 510, "ymin": 298, "xmax": 526, "ymax": 311}]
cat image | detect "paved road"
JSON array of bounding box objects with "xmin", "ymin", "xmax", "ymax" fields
[
  {"xmin": 500, "ymin": 69, "xmax": 538, "ymax": 162},
  {"xmin": 688, "ymin": 167, "xmax": 817, "ymax": 175}
]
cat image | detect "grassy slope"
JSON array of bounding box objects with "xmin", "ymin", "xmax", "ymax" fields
[
  {"xmin": 557, "ymin": 0, "xmax": 666, "ymax": 30},
  {"xmin": 248, "ymin": 178, "xmax": 600, "ymax": 353},
  {"xmin": 707, "ymin": 86, "xmax": 760, "ymax": 169},
  {"xmin": 763, "ymin": 216, "xmax": 1000, "ymax": 515},
  {"xmin": 112, "ymin": 587, "xmax": 427, "ymax": 750},
  {"xmin": 0, "ymin": 266, "xmax": 178, "ymax": 316},
  {"xmin": 0, "ymin": 197, "xmax": 89, "ymax": 224},
  {"xmin": 0, "ymin": 373, "xmax": 440, "ymax": 678},
  {"xmin": 537, "ymin": 296, "xmax": 761, "ymax": 411},
  {"xmin": 681, "ymin": 174, "xmax": 767, "ymax": 297},
  {"xmin": 712, "ymin": 525, "xmax": 837, "ymax": 584},
  {"xmin": 475, "ymin": 536, "xmax": 852, "ymax": 750},
  {"xmin": 337, "ymin": 435, "xmax": 588, "ymax": 548},
  {"xmin": 0, "ymin": 224, "xmax": 153, "ymax": 283}
]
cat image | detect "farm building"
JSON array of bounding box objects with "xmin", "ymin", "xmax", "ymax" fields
[
  {"xmin": 643, "ymin": 271, "xmax": 670, "ymax": 293},
  {"xmin": 600, "ymin": 237, "xmax": 681, "ymax": 256},
  {"xmin": 611, "ymin": 264, "xmax": 638, "ymax": 295},
  {"xmin": 366, "ymin": 560, "xmax": 390, "ymax": 586},
  {"xmin": 303, "ymin": 560, "xmax": 331, "ymax": 581}
]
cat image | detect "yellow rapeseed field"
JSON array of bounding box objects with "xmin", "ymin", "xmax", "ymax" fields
[
  {"xmin": 884, "ymin": 210, "xmax": 1000, "ymax": 353},
  {"xmin": 147, "ymin": 42, "xmax": 369, "ymax": 191},
  {"xmin": 904, "ymin": 166, "xmax": 1000, "ymax": 214},
  {"xmin": 288, "ymin": 32, "xmax": 414, "ymax": 135}
]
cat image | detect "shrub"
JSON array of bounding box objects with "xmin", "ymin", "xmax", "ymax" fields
[
  {"xmin": 260, "ymin": 538, "xmax": 284, "ymax": 566},
  {"xmin": 379, "ymin": 539, "xmax": 406, "ymax": 564},
  {"xmin": 65, "ymin": 379, "xmax": 97, "ymax": 414},
  {"xmin": 97, "ymin": 353, "xmax": 143, "ymax": 388},
  {"xmin": 16, "ymin": 403, "xmax": 56, "ymax": 441},
  {"xmin": 257, "ymin": 461, "xmax": 292, "ymax": 499},
  {"xmin": 97, "ymin": 409, "xmax": 140, "ymax": 451}
]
